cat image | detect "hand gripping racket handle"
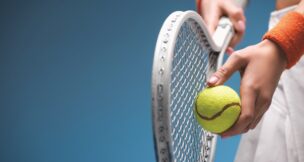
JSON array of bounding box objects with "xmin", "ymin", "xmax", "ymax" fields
[
  {"xmin": 213, "ymin": 17, "xmax": 234, "ymax": 69},
  {"xmin": 212, "ymin": 0, "xmax": 247, "ymax": 69}
]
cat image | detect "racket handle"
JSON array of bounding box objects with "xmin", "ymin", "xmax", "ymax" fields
[
  {"xmin": 213, "ymin": 17, "xmax": 234, "ymax": 50},
  {"xmin": 213, "ymin": 17, "xmax": 234, "ymax": 69}
]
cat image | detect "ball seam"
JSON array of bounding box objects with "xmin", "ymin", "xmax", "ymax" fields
[{"xmin": 195, "ymin": 102, "xmax": 241, "ymax": 120}]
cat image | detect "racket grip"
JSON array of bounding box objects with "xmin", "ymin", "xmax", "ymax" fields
[
  {"xmin": 212, "ymin": 17, "xmax": 234, "ymax": 49},
  {"xmin": 213, "ymin": 17, "xmax": 234, "ymax": 70}
]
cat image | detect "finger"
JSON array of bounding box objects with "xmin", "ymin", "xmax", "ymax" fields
[
  {"xmin": 249, "ymin": 115, "xmax": 263, "ymax": 130},
  {"xmin": 219, "ymin": 1, "xmax": 246, "ymax": 47},
  {"xmin": 207, "ymin": 50, "xmax": 247, "ymax": 86},
  {"xmin": 229, "ymin": 26, "xmax": 245, "ymax": 48},
  {"xmin": 220, "ymin": 1, "xmax": 246, "ymax": 32},
  {"xmin": 248, "ymin": 92, "xmax": 272, "ymax": 129},
  {"xmin": 203, "ymin": 12, "xmax": 220, "ymax": 34},
  {"xmin": 226, "ymin": 47, "xmax": 234, "ymax": 55},
  {"xmin": 221, "ymin": 79, "xmax": 258, "ymax": 138},
  {"xmin": 233, "ymin": 19, "xmax": 246, "ymax": 34}
]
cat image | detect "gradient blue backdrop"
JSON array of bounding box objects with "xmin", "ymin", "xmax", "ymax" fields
[{"xmin": 0, "ymin": 0, "xmax": 274, "ymax": 162}]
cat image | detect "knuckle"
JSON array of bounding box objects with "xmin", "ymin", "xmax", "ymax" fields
[
  {"xmin": 243, "ymin": 82, "xmax": 259, "ymax": 92},
  {"xmin": 218, "ymin": 67, "xmax": 228, "ymax": 75},
  {"xmin": 231, "ymin": 52, "xmax": 244, "ymax": 60},
  {"xmin": 231, "ymin": 8, "xmax": 243, "ymax": 18},
  {"xmin": 242, "ymin": 126, "xmax": 250, "ymax": 133},
  {"xmin": 250, "ymin": 121, "xmax": 258, "ymax": 130},
  {"xmin": 230, "ymin": 52, "xmax": 244, "ymax": 63},
  {"xmin": 243, "ymin": 128, "xmax": 250, "ymax": 133},
  {"xmin": 213, "ymin": 66, "xmax": 229, "ymax": 80},
  {"xmin": 242, "ymin": 113, "xmax": 254, "ymax": 122},
  {"xmin": 260, "ymin": 93, "xmax": 273, "ymax": 108}
]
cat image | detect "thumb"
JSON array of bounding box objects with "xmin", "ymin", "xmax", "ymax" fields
[
  {"xmin": 207, "ymin": 51, "xmax": 246, "ymax": 86},
  {"xmin": 220, "ymin": 0, "xmax": 246, "ymax": 32}
]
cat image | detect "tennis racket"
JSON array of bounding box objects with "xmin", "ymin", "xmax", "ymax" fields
[{"xmin": 151, "ymin": 2, "xmax": 245, "ymax": 162}]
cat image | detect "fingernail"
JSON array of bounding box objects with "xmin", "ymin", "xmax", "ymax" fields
[
  {"xmin": 208, "ymin": 76, "xmax": 219, "ymax": 84},
  {"xmin": 237, "ymin": 20, "xmax": 245, "ymax": 31}
]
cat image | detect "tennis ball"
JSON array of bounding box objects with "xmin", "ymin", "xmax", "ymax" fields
[{"xmin": 194, "ymin": 85, "xmax": 241, "ymax": 133}]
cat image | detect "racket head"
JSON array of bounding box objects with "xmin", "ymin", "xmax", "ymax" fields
[{"xmin": 152, "ymin": 11, "xmax": 223, "ymax": 162}]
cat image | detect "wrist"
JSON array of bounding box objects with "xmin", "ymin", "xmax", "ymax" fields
[{"xmin": 259, "ymin": 39, "xmax": 288, "ymax": 68}]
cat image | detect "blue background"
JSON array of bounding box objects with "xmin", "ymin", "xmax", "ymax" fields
[{"xmin": 0, "ymin": 0, "xmax": 274, "ymax": 162}]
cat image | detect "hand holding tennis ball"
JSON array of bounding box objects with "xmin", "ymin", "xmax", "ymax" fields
[{"xmin": 194, "ymin": 85, "xmax": 241, "ymax": 134}]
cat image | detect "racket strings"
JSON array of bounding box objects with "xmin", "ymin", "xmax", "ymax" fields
[{"xmin": 170, "ymin": 21, "xmax": 216, "ymax": 162}]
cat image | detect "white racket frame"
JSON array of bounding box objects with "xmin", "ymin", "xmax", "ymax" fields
[{"xmin": 152, "ymin": 10, "xmax": 234, "ymax": 162}]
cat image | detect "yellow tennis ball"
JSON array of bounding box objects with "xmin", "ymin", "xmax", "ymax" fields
[{"xmin": 194, "ymin": 85, "xmax": 241, "ymax": 133}]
